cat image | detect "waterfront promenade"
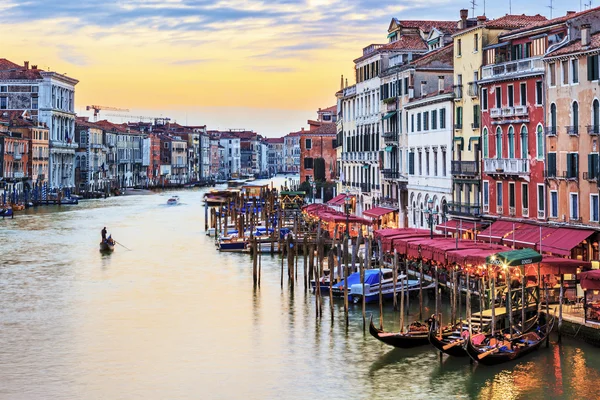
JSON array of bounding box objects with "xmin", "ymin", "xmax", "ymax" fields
[{"xmin": 1, "ymin": 179, "xmax": 600, "ymax": 399}]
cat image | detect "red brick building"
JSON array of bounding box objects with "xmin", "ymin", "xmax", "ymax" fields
[
  {"xmin": 148, "ymin": 133, "xmax": 161, "ymax": 185},
  {"xmin": 300, "ymin": 123, "xmax": 337, "ymax": 183}
]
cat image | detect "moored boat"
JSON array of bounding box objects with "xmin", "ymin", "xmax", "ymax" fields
[
  {"xmin": 217, "ymin": 236, "xmax": 247, "ymax": 252},
  {"xmin": 369, "ymin": 316, "xmax": 452, "ymax": 348},
  {"xmin": 0, "ymin": 207, "xmax": 13, "ymax": 218},
  {"xmin": 428, "ymin": 316, "xmax": 470, "ymax": 357}
]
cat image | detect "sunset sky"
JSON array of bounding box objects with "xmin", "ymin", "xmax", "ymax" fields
[{"xmin": 0, "ymin": 0, "xmax": 585, "ymax": 136}]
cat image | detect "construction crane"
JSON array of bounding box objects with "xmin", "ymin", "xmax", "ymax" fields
[
  {"xmin": 85, "ymin": 105, "xmax": 130, "ymax": 121},
  {"xmin": 105, "ymin": 113, "xmax": 156, "ymax": 122}
]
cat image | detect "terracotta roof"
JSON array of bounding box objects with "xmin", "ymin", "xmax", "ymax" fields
[
  {"xmin": 75, "ymin": 117, "xmax": 103, "ymax": 129},
  {"xmin": 266, "ymin": 137, "xmax": 285, "ymax": 144},
  {"xmin": 0, "ymin": 59, "xmax": 22, "ymax": 71},
  {"xmin": 95, "ymin": 120, "xmax": 129, "ymax": 134},
  {"xmin": 484, "ymin": 14, "xmax": 547, "ymax": 29},
  {"xmin": 503, "ymin": 7, "xmax": 600, "ymax": 37},
  {"xmin": 382, "ymin": 35, "xmax": 428, "ymax": 51},
  {"xmin": 302, "ymin": 123, "xmax": 336, "ymax": 135},
  {"xmin": 286, "ymin": 130, "xmax": 303, "ymax": 137},
  {"xmin": 319, "ymin": 105, "xmax": 337, "ymax": 113},
  {"xmin": 393, "ymin": 19, "xmax": 457, "ymax": 32},
  {"xmin": 547, "ymin": 32, "xmax": 600, "ymax": 57},
  {"xmin": 411, "ymin": 43, "xmax": 454, "ymax": 68}
]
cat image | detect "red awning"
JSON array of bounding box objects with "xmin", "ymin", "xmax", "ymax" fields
[
  {"xmin": 523, "ymin": 257, "xmax": 592, "ymax": 276},
  {"xmin": 393, "ymin": 234, "xmax": 440, "ymax": 256},
  {"xmin": 579, "ymin": 270, "xmax": 600, "ymax": 290},
  {"xmin": 376, "ymin": 229, "xmax": 432, "ymax": 252},
  {"xmin": 538, "ymin": 228, "xmax": 595, "ymax": 256},
  {"xmin": 327, "ymin": 194, "xmax": 353, "ymax": 206},
  {"xmin": 446, "ymin": 246, "xmax": 506, "ymax": 266},
  {"xmin": 477, "ymin": 221, "xmax": 521, "ymax": 243},
  {"xmin": 363, "ymin": 206, "xmax": 396, "ymax": 219},
  {"xmin": 503, "ymin": 225, "xmax": 557, "ymax": 249},
  {"xmin": 436, "ymin": 220, "xmax": 485, "ymax": 233}
]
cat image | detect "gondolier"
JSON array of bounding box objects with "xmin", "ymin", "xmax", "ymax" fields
[{"xmin": 101, "ymin": 227, "xmax": 107, "ymax": 241}]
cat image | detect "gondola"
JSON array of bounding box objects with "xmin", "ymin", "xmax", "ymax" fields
[
  {"xmin": 369, "ymin": 316, "xmax": 452, "ymax": 348},
  {"xmin": 428, "ymin": 317, "xmax": 469, "ymax": 357},
  {"xmin": 465, "ymin": 314, "xmax": 554, "ymax": 366},
  {"xmin": 99, "ymin": 238, "xmax": 115, "ymax": 252}
]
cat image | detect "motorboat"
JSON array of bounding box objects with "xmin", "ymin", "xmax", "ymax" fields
[{"xmin": 167, "ymin": 195, "xmax": 180, "ymax": 205}]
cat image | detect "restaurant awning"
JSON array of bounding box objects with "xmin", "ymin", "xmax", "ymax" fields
[
  {"xmin": 538, "ymin": 227, "xmax": 595, "ymax": 256},
  {"xmin": 382, "ymin": 111, "xmax": 397, "ymax": 120},
  {"xmin": 364, "ymin": 206, "xmax": 396, "ymax": 219},
  {"xmin": 503, "ymin": 225, "xmax": 557, "ymax": 249},
  {"xmin": 477, "ymin": 221, "xmax": 521, "ymax": 243},
  {"xmin": 486, "ymin": 248, "xmax": 543, "ymax": 267},
  {"xmin": 579, "ymin": 270, "xmax": 600, "ymax": 290},
  {"xmin": 527, "ymin": 257, "xmax": 592, "ymax": 276},
  {"xmin": 437, "ymin": 220, "xmax": 482, "ymax": 234},
  {"xmin": 327, "ymin": 194, "xmax": 353, "ymax": 206}
]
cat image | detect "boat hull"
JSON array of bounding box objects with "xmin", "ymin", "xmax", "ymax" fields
[
  {"xmin": 218, "ymin": 241, "xmax": 246, "ymax": 252},
  {"xmin": 369, "ymin": 317, "xmax": 432, "ymax": 348},
  {"xmin": 99, "ymin": 241, "xmax": 115, "ymax": 252}
]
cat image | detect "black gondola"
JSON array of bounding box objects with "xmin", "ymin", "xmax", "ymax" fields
[
  {"xmin": 428, "ymin": 318, "xmax": 469, "ymax": 357},
  {"xmin": 369, "ymin": 316, "xmax": 452, "ymax": 348},
  {"xmin": 465, "ymin": 315, "xmax": 554, "ymax": 366}
]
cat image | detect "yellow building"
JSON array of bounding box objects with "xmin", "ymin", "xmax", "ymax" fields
[{"xmin": 449, "ymin": 12, "xmax": 547, "ymax": 225}]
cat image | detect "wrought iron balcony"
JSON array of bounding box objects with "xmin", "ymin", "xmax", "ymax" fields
[
  {"xmin": 566, "ymin": 126, "xmax": 579, "ymax": 136},
  {"xmin": 588, "ymin": 125, "xmax": 600, "ymax": 135},
  {"xmin": 490, "ymin": 108, "xmax": 502, "ymax": 118},
  {"xmin": 583, "ymin": 172, "xmax": 597, "ymax": 181},
  {"xmin": 453, "ymin": 85, "xmax": 463, "ymax": 100},
  {"xmin": 382, "ymin": 169, "xmax": 400, "ymax": 179},
  {"xmin": 467, "ymin": 82, "xmax": 478, "ymax": 97},
  {"xmin": 454, "ymin": 123, "xmax": 463, "ymax": 130},
  {"xmin": 481, "ymin": 57, "xmax": 544, "ymax": 80},
  {"xmin": 382, "ymin": 131, "xmax": 398, "ymax": 143},
  {"xmin": 446, "ymin": 202, "xmax": 482, "ymax": 217},
  {"xmin": 451, "ymin": 161, "xmax": 479, "ymax": 176},
  {"xmin": 545, "ymin": 126, "xmax": 557, "ymax": 136},
  {"xmin": 514, "ymin": 105, "xmax": 528, "ymax": 116},
  {"xmin": 360, "ymin": 183, "xmax": 371, "ymax": 193},
  {"xmin": 483, "ymin": 158, "xmax": 529, "ymax": 176}
]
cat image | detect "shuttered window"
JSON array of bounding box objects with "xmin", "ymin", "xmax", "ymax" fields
[
  {"xmin": 547, "ymin": 152, "xmax": 557, "ymax": 177},
  {"xmin": 588, "ymin": 55, "xmax": 599, "ymax": 81}
]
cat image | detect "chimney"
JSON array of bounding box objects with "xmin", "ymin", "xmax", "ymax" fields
[
  {"xmin": 460, "ymin": 9, "xmax": 468, "ymax": 29},
  {"xmin": 24, "ymin": 61, "xmax": 29, "ymax": 70},
  {"xmin": 421, "ymin": 81, "xmax": 427, "ymax": 97},
  {"xmin": 477, "ymin": 16, "xmax": 487, "ymax": 25},
  {"xmin": 581, "ymin": 24, "xmax": 591, "ymax": 47},
  {"xmin": 566, "ymin": 11, "xmax": 576, "ymax": 16},
  {"xmin": 31, "ymin": 65, "xmax": 37, "ymax": 69},
  {"xmin": 340, "ymin": 75, "xmax": 344, "ymax": 90},
  {"xmin": 345, "ymin": 78, "xmax": 348, "ymax": 88},
  {"xmin": 438, "ymin": 76, "xmax": 445, "ymax": 93}
]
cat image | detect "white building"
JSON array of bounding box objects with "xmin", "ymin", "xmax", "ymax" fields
[
  {"xmin": 218, "ymin": 133, "xmax": 241, "ymax": 177},
  {"xmin": 405, "ymin": 90, "xmax": 454, "ymax": 230}
]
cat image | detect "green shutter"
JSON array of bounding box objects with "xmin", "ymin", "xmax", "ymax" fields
[
  {"xmin": 409, "ymin": 152, "xmax": 414, "ymax": 175},
  {"xmin": 589, "ymin": 154, "xmax": 597, "ymax": 179},
  {"xmin": 567, "ymin": 154, "xmax": 572, "ymax": 178},
  {"xmin": 574, "ymin": 153, "xmax": 579, "ymax": 176},
  {"xmin": 548, "ymin": 153, "xmax": 556, "ymax": 176}
]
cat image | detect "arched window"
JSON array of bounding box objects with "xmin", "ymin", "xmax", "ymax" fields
[
  {"xmin": 550, "ymin": 103, "xmax": 557, "ymax": 134},
  {"xmin": 537, "ymin": 124, "xmax": 544, "ymax": 158},
  {"xmin": 496, "ymin": 126, "xmax": 502, "ymax": 159},
  {"xmin": 520, "ymin": 125, "xmax": 528, "ymax": 159},
  {"xmin": 508, "ymin": 126, "xmax": 515, "ymax": 158},
  {"xmin": 572, "ymin": 101, "xmax": 579, "ymax": 134},
  {"xmin": 420, "ymin": 202, "xmax": 424, "ymax": 227},
  {"xmin": 593, "ymin": 99, "xmax": 600, "ymax": 133},
  {"xmin": 483, "ymin": 127, "xmax": 489, "ymax": 158},
  {"xmin": 412, "ymin": 201, "xmax": 416, "ymax": 226}
]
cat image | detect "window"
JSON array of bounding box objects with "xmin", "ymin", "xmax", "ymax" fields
[
  {"xmin": 572, "ymin": 59, "xmax": 579, "ymax": 83},
  {"xmin": 567, "ymin": 153, "xmax": 579, "ymax": 179},
  {"xmin": 497, "ymin": 182, "xmax": 503, "ymax": 208},
  {"xmin": 496, "ymin": 126, "xmax": 502, "ymax": 159},
  {"xmin": 508, "ymin": 85, "xmax": 514, "ymax": 107},
  {"xmin": 547, "ymin": 152, "xmax": 557, "ymax": 177},
  {"xmin": 520, "ymin": 126, "xmax": 528, "ymax": 159},
  {"xmin": 417, "ymin": 113, "xmax": 422, "ymax": 131},
  {"xmin": 482, "ymin": 88, "xmax": 488, "ymax": 110},
  {"xmin": 434, "ymin": 151, "xmax": 438, "ymax": 176},
  {"xmin": 538, "ymin": 184, "xmax": 545, "ymax": 217},
  {"xmin": 423, "ymin": 111, "xmax": 429, "ymax": 130},
  {"xmin": 432, "ymin": 110, "xmax": 437, "ymax": 130},
  {"xmin": 570, "ymin": 193, "xmax": 579, "ymax": 220},
  {"xmin": 0, "ymin": 86, "xmax": 6, "ymax": 92},
  {"xmin": 305, "ymin": 138, "xmax": 312, "ymax": 150},
  {"xmin": 572, "ymin": 102, "xmax": 579, "ymax": 133},
  {"xmin": 404, "ymin": 77, "xmax": 409, "ymax": 95},
  {"xmin": 588, "ymin": 153, "xmax": 599, "ymax": 180},
  {"xmin": 418, "ymin": 151, "xmax": 422, "ymax": 175},
  {"xmin": 0, "ymin": 97, "xmax": 6, "ymax": 109},
  {"xmin": 562, "ymin": 60, "xmax": 569, "ymax": 85},
  {"xmin": 520, "ymin": 83, "xmax": 527, "ymax": 106},
  {"xmin": 508, "ymin": 126, "xmax": 515, "ymax": 158},
  {"xmin": 455, "ymin": 107, "xmax": 462, "ymax": 128},
  {"xmin": 592, "ymin": 194, "xmax": 599, "ymax": 222},
  {"xmin": 440, "ymin": 108, "xmax": 446, "ymax": 129},
  {"xmin": 473, "ymin": 105, "xmax": 480, "ymax": 128},
  {"xmin": 32, "ymin": 97, "xmax": 38, "ymax": 109},
  {"xmin": 509, "ymin": 182, "xmax": 515, "ymax": 208},
  {"xmin": 457, "ymin": 39, "xmax": 462, "ymax": 56},
  {"xmin": 550, "ymin": 103, "xmax": 557, "ymax": 131},
  {"xmin": 408, "ymin": 152, "xmax": 415, "ymax": 175},
  {"xmin": 474, "ymin": 34, "xmax": 479, "ymax": 52},
  {"xmin": 442, "ymin": 150, "xmax": 447, "ymax": 176},
  {"xmin": 483, "ymin": 181, "xmax": 489, "ymax": 206},
  {"xmin": 588, "ymin": 55, "xmax": 599, "ymax": 81},
  {"xmin": 549, "ymin": 63, "xmax": 556, "ymax": 86},
  {"xmin": 535, "ymin": 81, "xmax": 543, "ymax": 105},
  {"xmin": 495, "ymin": 87, "xmax": 502, "ymax": 108},
  {"xmin": 483, "ymin": 127, "xmax": 489, "ymax": 158},
  {"xmin": 411, "ymin": 114, "xmax": 415, "ymax": 132},
  {"xmin": 522, "ymin": 183, "xmax": 529, "ymax": 212},
  {"xmin": 304, "ymin": 157, "xmax": 313, "ymax": 169},
  {"xmin": 426, "ymin": 150, "xmax": 430, "ymax": 175},
  {"xmin": 550, "ymin": 191, "xmax": 558, "ymax": 218}
]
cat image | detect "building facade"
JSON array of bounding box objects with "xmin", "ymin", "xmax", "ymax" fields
[{"xmin": 266, "ymin": 137, "xmax": 285, "ymax": 175}]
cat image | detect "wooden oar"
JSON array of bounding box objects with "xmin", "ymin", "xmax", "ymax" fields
[
  {"xmin": 442, "ymin": 339, "xmax": 465, "ymax": 351},
  {"xmin": 114, "ymin": 240, "xmax": 132, "ymax": 251},
  {"xmin": 477, "ymin": 347, "xmax": 499, "ymax": 360}
]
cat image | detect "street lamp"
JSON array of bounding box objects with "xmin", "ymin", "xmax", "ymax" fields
[
  {"xmin": 344, "ymin": 189, "xmax": 351, "ymax": 238},
  {"xmin": 311, "ymin": 178, "xmax": 316, "ymax": 204},
  {"xmin": 424, "ymin": 198, "xmax": 438, "ymax": 239}
]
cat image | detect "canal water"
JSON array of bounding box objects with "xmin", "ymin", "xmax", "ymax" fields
[{"xmin": 1, "ymin": 178, "xmax": 600, "ymax": 400}]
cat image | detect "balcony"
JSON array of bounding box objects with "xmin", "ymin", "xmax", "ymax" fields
[
  {"xmin": 13, "ymin": 172, "xmax": 25, "ymax": 178},
  {"xmin": 172, "ymin": 163, "xmax": 186, "ymax": 168},
  {"xmin": 566, "ymin": 126, "xmax": 579, "ymax": 136},
  {"xmin": 583, "ymin": 172, "xmax": 597, "ymax": 182},
  {"xmin": 483, "ymin": 158, "xmax": 529, "ymax": 176},
  {"xmin": 385, "ymin": 100, "xmax": 397, "ymax": 112},
  {"xmin": 382, "ymin": 169, "xmax": 400, "ymax": 179},
  {"xmin": 446, "ymin": 202, "xmax": 482, "ymax": 217},
  {"xmin": 509, "ymin": 206, "xmax": 516, "ymax": 217},
  {"xmin": 451, "ymin": 161, "xmax": 479, "ymax": 176},
  {"xmin": 490, "ymin": 108, "xmax": 502, "ymax": 118},
  {"xmin": 588, "ymin": 125, "xmax": 600, "ymax": 135},
  {"xmin": 382, "ymin": 131, "xmax": 398, "ymax": 143},
  {"xmin": 13, "ymin": 152, "xmax": 22, "ymax": 160},
  {"xmin": 502, "ymin": 107, "xmax": 514, "ymax": 117},
  {"xmin": 480, "ymin": 57, "xmax": 544, "ymax": 80},
  {"xmin": 360, "ymin": 183, "xmax": 371, "ymax": 193},
  {"xmin": 453, "ymin": 85, "xmax": 463, "ymax": 100},
  {"xmin": 467, "ymin": 82, "xmax": 478, "ymax": 97},
  {"xmin": 514, "ymin": 105, "xmax": 528, "ymax": 117},
  {"xmin": 471, "ymin": 122, "xmax": 480, "ymax": 130},
  {"xmin": 544, "ymin": 169, "xmax": 558, "ymax": 179},
  {"xmin": 522, "ymin": 207, "xmax": 529, "ymax": 217},
  {"xmin": 545, "ymin": 126, "xmax": 557, "ymax": 136},
  {"xmin": 362, "ymin": 44, "xmax": 384, "ymax": 57},
  {"xmin": 378, "ymin": 198, "xmax": 399, "ymax": 209},
  {"xmin": 454, "ymin": 123, "xmax": 463, "ymax": 130}
]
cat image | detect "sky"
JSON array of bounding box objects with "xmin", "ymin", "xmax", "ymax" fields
[{"xmin": 0, "ymin": 0, "xmax": 590, "ymax": 137}]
